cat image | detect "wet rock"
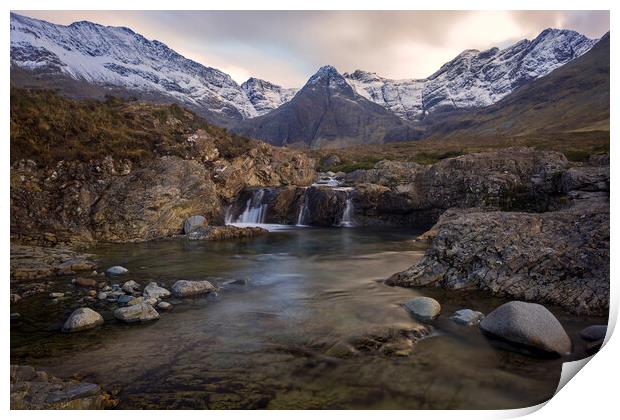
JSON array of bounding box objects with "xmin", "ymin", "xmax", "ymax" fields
[
  {"xmin": 49, "ymin": 292, "xmax": 65, "ymax": 299},
  {"xmin": 183, "ymin": 215, "xmax": 207, "ymax": 234},
  {"xmin": 403, "ymin": 297, "xmax": 441, "ymax": 321},
  {"xmin": 143, "ymin": 282, "xmax": 171, "ymax": 299},
  {"xmin": 11, "ymin": 293, "xmax": 22, "ymax": 303},
  {"xmin": 144, "ymin": 297, "xmax": 158, "ymax": 306},
  {"xmin": 387, "ymin": 202, "xmax": 609, "ymax": 316},
  {"xmin": 106, "ymin": 266, "xmax": 128, "ymax": 276},
  {"xmin": 172, "ymin": 280, "xmax": 217, "ymax": 297},
  {"xmin": 480, "ymin": 301, "xmax": 571, "ymax": 355},
  {"xmin": 62, "ymin": 308, "xmax": 104, "ymax": 332},
  {"xmin": 126, "ymin": 296, "xmax": 144, "ymax": 306},
  {"xmin": 157, "ymin": 301, "xmax": 172, "ymax": 311},
  {"xmin": 450, "ymin": 309, "xmax": 485, "ymax": 326},
  {"xmin": 72, "ymin": 277, "xmax": 97, "ymax": 288},
  {"xmin": 187, "ymin": 225, "xmax": 268, "ymax": 241},
  {"xmin": 10, "ymin": 365, "xmax": 115, "ymax": 409},
  {"xmin": 11, "ymin": 245, "xmax": 97, "ymax": 281},
  {"xmin": 121, "ymin": 280, "xmax": 140, "ymax": 294},
  {"xmin": 117, "ymin": 295, "xmax": 132, "ymax": 305},
  {"xmin": 11, "ymin": 313, "xmax": 21, "ymax": 320},
  {"xmin": 96, "ymin": 292, "xmax": 107, "ymax": 300},
  {"xmin": 114, "ymin": 302, "xmax": 159, "ymax": 323},
  {"xmin": 87, "ymin": 290, "xmax": 97, "ymax": 297},
  {"xmin": 579, "ymin": 325, "xmax": 607, "ymax": 342}
]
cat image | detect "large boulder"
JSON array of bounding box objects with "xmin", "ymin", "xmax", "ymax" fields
[
  {"xmin": 143, "ymin": 282, "xmax": 171, "ymax": 299},
  {"xmin": 62, "ymin": 308, "xmax": 104, "ymax": 332},
  {"xmin": 183, "ymin": 215, "xmax": 206, "ymax": 234},
  {"xmin": 403, "ymin": 297, "xmax": 441, "ymax": 321},
  {"xmin": 480, "ymin": 301, "xmax": 572, "ymax": 355},
  {"xmin": 171, "ymin": 280, "xmax": 216, "ymax": 297},
  {"xmin": 113, "ymin": 302, "xmax": 159, "ymax": 323}
]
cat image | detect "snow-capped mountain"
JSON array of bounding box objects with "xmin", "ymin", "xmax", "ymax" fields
[
  {"xmin": 241, "ymin": 77, "xmax": 297, "ymax": 115},
  {"xmin": 345, "ymin": 28, "xmax": 597, "ymax": 120},
  {"xmin": 10, "ymin": 12, "xmax": 258, "ymax": 120}
]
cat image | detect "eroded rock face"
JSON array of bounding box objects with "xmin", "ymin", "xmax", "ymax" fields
[
  {"xmin": 187, "ymin": 225, "xmax": 268, "ymax": 241},
  {"xmin": 479, "ymin": 301, "xmax": 572, "ymax": 355},
  {"xmin": 10, "ymin": 365, "xmax": 116, "ymax": 409},
  {"xmin": 183, "ymin": 215, "xmax": 207, "ymax": 234},
  {"xmin": 10, "ymin": 245, "xmax": 96, "ymax": 281},
  {"xmin": 387, "ymin": 201, "xmax": 609, "ymax": 315},
  {"xmin": 347, "ymin": 148, "xmax": 569, "ymax": 228}
]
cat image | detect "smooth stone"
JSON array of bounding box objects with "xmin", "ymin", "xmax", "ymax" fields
[
  {"xmin": 143, "ymin": 282, "xmax": 171, "ymax": 299},
  {"xmin": 157, "ymin": 301, "xmax": 172, "ymax": 310},
  {"xmin": 183, "ymin": 215, "xmax": 207, "ymax": 234},
  {"xmin": 72, "ymin": 277, "xmax": 97, "ymax": 288},
  {"xmin": 121, "ymin": 280, "xmax": 140, "ymax": 293},
  {"xmin": 96, "ymin": 292, "xmax": 108, "ymax": 300},
  {"xmin": 49, "ymin": 292, "xmax": 65, "ymax": 299},
  {"xmin": 113, "ymin": 302, "xmax": 159, "ymax": 323},
  {"xmin": 403, "ymin": 297, "xmax": 441, "ymax": 321},
  {"xmin": 106, "ymin": 266, "xmax": 129, "ymax": 276},
  {"xmin": 171, "ymin": 280, "xmax": 216, "ymax": 297},
  {"xmin": 450, "ymin": 309, "xmax": 485, "ymax": 326},
  {"xmin": 11, "ymin": 313, "xmax": 21, "ymax": 320},
  {"xmin": 126, "ymin": 296, "xmax": 144, "ymax": 306},
  {"xmin": 87, "ymin": 290, "xmax": 97, "ymax": 297},
  {"xmin": 480, "ymin": 301, "xmax": 572, "ymax": 355},
  {"xmin": 62, "ymin": 308, "xmax": 104, "ymax": 332},
  {"xmin": 579, "ymin": 325, "xmax": 607, "ymax": 342}
]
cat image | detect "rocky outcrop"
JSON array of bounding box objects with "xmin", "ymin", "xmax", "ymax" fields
[
  {"xmin": 386, "ymin": 196, "xmax": 609, "ymax": 315},
  {"xmin": 10, "ymin": 365, "xmax": 115, "ymax": 409},
  {"xmin": 347, "ymin": 148, "xmax": 569, "ymax": 228},
  {"xmin": 11, "ymin": 134, "xmax": 315, "ymax": 244}
]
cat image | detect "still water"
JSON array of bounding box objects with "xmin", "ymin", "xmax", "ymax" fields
[{"xmin": 10, "ymin": 227, "xmax": 602, "ymax": 409}]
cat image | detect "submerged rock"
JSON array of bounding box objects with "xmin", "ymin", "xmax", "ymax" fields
[
  {"xmin": 579, "ymin": 325, "xmax": 607, "ymax": 342},
  {"xmin": 172, "ymin": 280, "xmax": 217, "ymax": 297},
  {"xmin": 157, "ymin": 301, "xmax": 172, "ymax": 310},
  {"xmin": 403, "ymin": 297, "xmax": 441, "ymax": 321},
  {"xmin": 480, "ymin": 301, "xmax": 571, "ymax": 355},
  {"xmin": 187, "ymin": 225, "xmax": 268, "ymax": 241},
  {"xmin": 106, "ymin": 266, "xmax": 128, "ymax": 276},
  {"xmin": 143, "ymin": 282, "xmax": 171, "ymax": 299},
  {"xmin": 183, "ymin": 215, "xmax": 207, "ymax": 234},
  {"xmin": 113, "ymin": 302, "xmax": 159, "ymax": 323},
  {"xmin": 450, "ymin": 309, "xmax": 485, "ymax": 326},
  {"xmin": 10, "ymin": 365, "xmax": 115, "ymax": 409},
  {"xmin": 72, "ymin": 277, "xmax": 97, "ymax": 288},
  {"xmin": 62, "ymin": 308, "xmax": 104, "ymax": 332}
]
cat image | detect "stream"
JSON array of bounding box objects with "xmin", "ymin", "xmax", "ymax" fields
[{"xmin": 10, "ymin": 226, "xmax": 604, "ymax": 409}]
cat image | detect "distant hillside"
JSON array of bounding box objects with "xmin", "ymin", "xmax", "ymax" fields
[{"xmin": 423, "ymin": 32, "xmax": 610, "ymax": 139}]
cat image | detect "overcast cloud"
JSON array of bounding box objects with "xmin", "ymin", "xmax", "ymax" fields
[{"xmin": 14, "ymin": 10, "xmax": 610, "ymax": 87}]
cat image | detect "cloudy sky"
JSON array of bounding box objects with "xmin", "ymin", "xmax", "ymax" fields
[{"xmin": 14, "ymin": 10, "xmax": 610, "ymax": 87}]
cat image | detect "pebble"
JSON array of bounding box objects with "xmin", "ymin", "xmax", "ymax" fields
[
  {"xmin": 157, "ymin": 301, "xmax": 172, "ymax": 310},
  {"xmin": 106, "ymin": 266, "xmax": 129, "ymax": 276}
]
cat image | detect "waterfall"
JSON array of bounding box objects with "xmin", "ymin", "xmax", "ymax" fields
[
  {"xmin": 296, "ymin": 189, "xmax": 309, "ymax": 226},
  {"xmin": 231, "ymin": 188, "xmax": 268, "ymax": 224},
  {"xmin": 339, "ymin": 191, "xmax": 354, "ymax": 227}
]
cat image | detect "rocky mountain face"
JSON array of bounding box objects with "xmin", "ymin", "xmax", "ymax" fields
[
  {"xmin": 10, "ymin": 12, "xmax": 259, "ymax": 121},
  {"xmin": 241, "ymin": 77, "xmax": 297, "ymax": 115},
  {"xmin": 233, "ymin": 65, "xmax": 419, "ymax": 147},
  {"xmin": 345, "ymin": 29, "xmax": 597, "ymax": 120}
]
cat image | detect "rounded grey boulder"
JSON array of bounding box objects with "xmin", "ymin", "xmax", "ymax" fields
[
  {"xmin": 480, "ymin": 301, "xmax": 571, "ymax": 355},
  {"xmin": 113, "ymin": 302, "xmax": 159, "ymax": 323},
  {"xmin": 106, "ymin": 266, "xmax": 128, "ymax": 276},
  {"xmin": 403, "ymin": 297, "xmax": 441, "ymax": 321},
  {"xmin": 62, "ymin": 308, "xmax": 104, "ymax": 332},
  {"xmin": 172, "ymin": 280, "xmax": 216, "ymax": 297},
  {"xmin": 579, "ymin": 325, "xmax": 607, "ymax": 342},
  {"xmin": 183, "ymin": 215, "xmax": 207, "ymax": 234},
  {"xmin": 143, "ymin": 282, "xmax": 171, "ymax": 299}
]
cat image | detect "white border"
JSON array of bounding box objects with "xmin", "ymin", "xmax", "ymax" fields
[{"xmin": 2, "ymin": 1, "xmax": 617, "ymax": 419}]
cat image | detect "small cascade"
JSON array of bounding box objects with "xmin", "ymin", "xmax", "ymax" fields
[
  {"xmin": 233, "ymin": 188, "xmax": 268, "ymax": 224},
  {"xmin": 339, "ymin": 190, "xmax": 354, "ymax": 227},
  {"xmin": 296, "ymin": 189, "xmax": 309, "ymax": 226}
]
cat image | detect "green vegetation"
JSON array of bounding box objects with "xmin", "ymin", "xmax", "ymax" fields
[{"xmin": 10, "ymin": 88, "xmax": 256, "ymax": 165}]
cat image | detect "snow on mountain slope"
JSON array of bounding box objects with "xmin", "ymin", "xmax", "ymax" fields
[
  {"xmin": 241, "ymin": 77, "xmax": 297, "ymax": 115},
  {"xmin": 345, "ymin": 28, "xmax": 597, "ymax": 120},
  {"xmin": 10, "ymin": 12, "xmax": 258, "ymax": 119}
]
